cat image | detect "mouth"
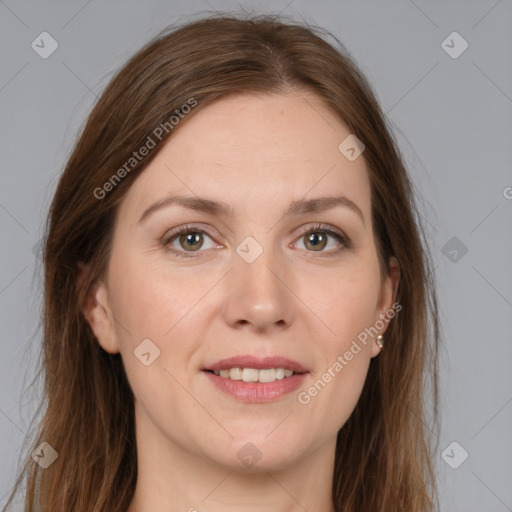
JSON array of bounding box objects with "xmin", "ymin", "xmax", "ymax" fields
[
  {"xmin": 203, "ymin": 367, "xmax": 302, "ymax": 383},
  {"xmin": 201, "ymin": 355, "xmax": 309, "ymax": 402}
]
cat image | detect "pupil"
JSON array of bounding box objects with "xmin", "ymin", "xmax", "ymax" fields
[
  {"xmin": 182, "ymin": 233, "xmax": 202, "ymax": 250},
  {"xmin": 307, "ymin": 232, "xmax": 326, "ymax": 251}
]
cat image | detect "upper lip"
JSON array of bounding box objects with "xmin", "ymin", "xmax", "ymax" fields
[{"xmin": 203, "ymin": 355, "xmax": 309, "ymax": 373}]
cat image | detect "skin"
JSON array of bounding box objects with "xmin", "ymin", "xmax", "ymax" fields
[{"xmin": 83, "ymin": 91, "xmax": 399, "ymax": 512}]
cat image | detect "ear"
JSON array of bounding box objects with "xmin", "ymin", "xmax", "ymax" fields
[
  {"xmin": 78, "ymin": 262, "xmax": 120, "ymax": 354},
  {"xmin": 371, "ymin": 256, "xmax": 400, "ymax": 357}
]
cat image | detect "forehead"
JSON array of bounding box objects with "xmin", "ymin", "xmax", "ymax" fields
[{"xmin": 118, "ymin": 92, "xmax": 372, "ymax": 223}]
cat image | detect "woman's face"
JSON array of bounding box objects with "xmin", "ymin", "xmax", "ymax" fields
[{"xmin": 85, "ymin": 91, "xmax": 399, "ymax": 473}]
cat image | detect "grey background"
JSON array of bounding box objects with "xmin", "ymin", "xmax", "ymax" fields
[{"xmin": 1, "ymin": 0, "xmax": 511, "ymax": 510}]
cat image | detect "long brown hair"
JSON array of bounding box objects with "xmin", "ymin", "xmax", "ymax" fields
[{"xmin": 3, "ymin": 12, "xmax": 441, "ymax": 511}]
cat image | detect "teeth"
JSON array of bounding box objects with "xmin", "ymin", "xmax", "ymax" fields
[
  {"xmin": 242, "ymin": 368, "xmax": 259, "ymax": 382},
  {"xmin": 229, "ymin": 368, "xmax": 243, "ymax": 380},
  {"xmin": 258, "ymin": 369, "xmax": 276, "ymax": 383},
  {"xmin": 212, "ymin": 367, "xmax": 296, "ymax": 383}
]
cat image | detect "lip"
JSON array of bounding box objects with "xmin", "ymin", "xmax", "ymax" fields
[
  {"xmin": 203, "ymin": 355, "xmax": 309, "ymax": 373},
  {"xmin": 203, "ymin": 371, "xmax": 308, "ymax": 402},
  {"xmin": 201, "ymin": 355, "xmax": 310, "ymax": 403}
]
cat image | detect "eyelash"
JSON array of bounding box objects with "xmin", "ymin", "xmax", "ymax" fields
[{"xmin": 161, "ymin": 223, "xmax": 351, "ymax": 259}]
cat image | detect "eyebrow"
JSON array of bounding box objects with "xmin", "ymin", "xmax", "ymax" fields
[{"xmin": 138, "ymin": 194, "xmax": 365, "ymax": 225}]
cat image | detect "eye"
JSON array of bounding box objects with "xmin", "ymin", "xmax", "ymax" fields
[
  {"xmin": 293, "ymin": 224, "xmax": 350, "ymax": 255},
  {"xmin": 162, "ymin": 224, "xmax": 220, "ymax": 258},
  {"xmin": 161, "ymin": 223, "xmax": 350, "ymax": 260}
]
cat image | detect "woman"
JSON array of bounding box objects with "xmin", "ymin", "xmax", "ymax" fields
[{"xmin": 3, "ymin": 12, "xmax": 440, "ymax": 512}]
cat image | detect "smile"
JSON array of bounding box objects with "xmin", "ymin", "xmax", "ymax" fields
[{"xmin": 210, "ymin": 367, "xmax": 295, "ymax": 383}]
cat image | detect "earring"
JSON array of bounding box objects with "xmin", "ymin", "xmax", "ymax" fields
[{"xmin": 376, "ymin": 334, "xmax": 384, "ymax": 349}]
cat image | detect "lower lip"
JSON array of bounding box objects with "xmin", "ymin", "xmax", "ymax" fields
[{"xmin": 203, "ymin": 371, "xmax": 308, "ymax": 402}]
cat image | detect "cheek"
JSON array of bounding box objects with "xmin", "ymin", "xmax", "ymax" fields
[
  {"xmin": 107, "ymin": 252, "xmax": 219, "ymax": 394},
  {"xmin": 300, "ymin": 289, "xmax": 375, "ymax": 434},
  {"xmin": 310, "ymin": 264, "xmax": 381, "ymax": 353},
  {"xmin": 296, "ymin": 262, "xmax": 380, "ymax": 418},
  {"xmin": 106, "ymin": 256, "xmax": 206, "ymax": 434},
  {"xmin": 107, "ymin": 251, "xmax": 211, "ymax": 344}
]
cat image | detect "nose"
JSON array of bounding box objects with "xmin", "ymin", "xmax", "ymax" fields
[{"xmin": 221, "ymin": 243, "xmax": 296, "ymax": 333}]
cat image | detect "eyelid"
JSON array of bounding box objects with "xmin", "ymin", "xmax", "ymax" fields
[
  {"xmin": 162, "ymin": 223, "xmax": 220, "ymax": 243},
  {"xmin": 294, "ymin": 223, "xmax": 345, "ymax": 239}
]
